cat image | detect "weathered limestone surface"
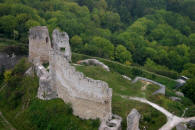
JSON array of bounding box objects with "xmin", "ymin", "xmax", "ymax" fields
[
  {"xmin": 78, "ymin": 59, "xmax": 110, "ymax": 71},
  {"xmin": 127, "ymin": 108, "xmax": 141, "ymax": 130},
  {"xmin": 176, "ymin": 123, "xmax": 188, "ymax": 130},
  {"xmin": 52, "ymin": 29, "xmax": 71, "ymax": 61},
  {"xmin": 169, "ymin": 96, "xmax": 181, "ymax": 102},
  {"xmin": 176, "ymin": 91, "xmax": 184, "ymax": 97},
  {"xmin": 188, "ymin": 120, "xmax": 195, "ymax": 129},
  {"xmin": 122, "ymin": 75, "xmax": 132, "ymax": 81},
  {"xmin": 50, "ymin": 29, "xmax": 112, "ymax": 120},
  {"xmin": 35, "ymin": 63, "xmax": 58, "ymax": 100},
  {"xmin": 29, "ymin": 26, "xmax": 51, "ymax": 63}
]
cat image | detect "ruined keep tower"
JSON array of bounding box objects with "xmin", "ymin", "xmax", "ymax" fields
[{"xmin": 29, "ymin": 26, "xmax": 51, "ymax": 63}]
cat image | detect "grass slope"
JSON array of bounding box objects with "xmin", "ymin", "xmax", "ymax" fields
[{"xmin": 72, "ymin": 53, "xmax": 178, "ymax": 89}]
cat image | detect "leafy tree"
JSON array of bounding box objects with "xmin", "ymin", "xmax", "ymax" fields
[
  {"xmin": 182, "ymin": 63, "xmax": 195, "ymax": 78},
  {"xmin": 25, "ymin": 19, "xmax": 40, "ymax": 30},
  {"xmin": 0, "ymin": 15, "xmax": 17, "ymax": 38},
  {"xmin": 70, "ymin": 35, "xmax": 83, "ymax": 52},
  {"xmin": 115, "ymin": 45, "xmax": 132, "ymax": 63},
  {"xmin": 86, "ymin": 36, "xmax": 114, "ymax": 59},
  {"xmin": 182, "ymin": 78, "xmax": 195, "ymax": 103},
  {"xmin": 189, "ymin": 33, "xmax": 195, "ymax": 47}
]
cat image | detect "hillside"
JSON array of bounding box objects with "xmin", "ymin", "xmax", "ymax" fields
[
  {"xmin": 0, "ymin": 55, "xmax": 194, "ymax": 129},
  {"xmin": 0, "ymin": 0, "xmax": 194, "ymax": 129}
]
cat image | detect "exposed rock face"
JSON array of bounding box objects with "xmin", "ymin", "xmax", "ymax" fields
[
  {"xmin": 176, "ymin": 123, "xmax": 188, "ymax": 130},
  {"xmin": 169, "ymin": 96, "xmax": 181, "ymax": 101},
  {"xmin": 25, "ymin": 67, "xmax": 34, "ymax": 76},
  {"xmin": 127, "ymin": 108, "xmax": 141, "ymax": 130},
  {"xmin": 0, "ymin": 52, "xmax": 22, "ymax": 72},
  {"xmin": 188, "ymin": 120, "xmax": 195, "ymax": 129},
  {"xmin": 132, "ymin": 77, "xmax": 165, "ymax": 95},
  {"xmin": 35, "ymin": 63, "xmax": 58, "ymax": 100},
  {"xmin": 122, "ymin": 75, "xmax": 132, "ymax": 81},
  {"xmin": 78, "ymin": 59, "xmax": 110, "ymax": 71},
  {"xmin": 99, "ymin": 114, "xmax": 122, "ymax": 130},
  {"xmin": 29, "ymin": 26, "xmax": 51, "ymax": 63},
  {"xmin": 176, "ymin": 91, "xmax": 184, "ymax": 97}
]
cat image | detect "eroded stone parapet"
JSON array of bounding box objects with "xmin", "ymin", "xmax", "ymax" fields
[
  {"xmin": 29, "ymin": 26, "xmax": 51, "ymax": 63},
  {"xmin": 99, "ymin": 114, "xmax": 122, "ymax": 130},
  {"xmin": 78, "ymin": 59, "xmax": 110, "ymax": 71},
  {"xmin": 127, "ymin": 108, "xmax": 141, "ymax": 130},
  {"xmin": 52, "ymin": 29, "xmax": 71, "ymax": 62}
]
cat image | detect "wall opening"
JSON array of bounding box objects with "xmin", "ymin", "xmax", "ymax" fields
[
  {"xmin": 46, "ymin": 37, "xmax": 49, "ymax": 43},
  {"xmin": 60, "ymin": 48, "xmax": 66, "ymax": 52}
]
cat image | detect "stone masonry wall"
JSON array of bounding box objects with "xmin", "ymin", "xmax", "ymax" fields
[
  {"xmin": 50, "ymin": 50, "xmax": 112, "ymax": 120},
  {"xmin": 29, "ymin": 26, "xmax": 51, "ymax": 63},
  {"xmin": 49, "ymin": 29, "xmax": 112, "ymax": 120},
  {"xmin": 30, "ymin": 27, "xmax": 113, "ymax": 121}
]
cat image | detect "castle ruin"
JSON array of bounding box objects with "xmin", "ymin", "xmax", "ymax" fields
[
  {"xmin": 29, "ymin": 26, "xmax": 51, "ymax": 63},
  {"xmin": 29, "ymin": 26, "xmax": 114, "ymax": 121}
]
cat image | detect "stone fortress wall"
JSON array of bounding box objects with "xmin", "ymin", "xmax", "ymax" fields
[
  {"xmin": 29, "ymin": 26, "xmax": 113, "ymax": 121},
  {"xmin": 29, "ymin": 26, "xmax": 51, "ymax": 63},
  {"xmin": 50, "ymin": 29, "xmax": 112, "ymax": 120}
]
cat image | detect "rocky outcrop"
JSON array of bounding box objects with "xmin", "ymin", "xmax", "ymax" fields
[
  {"xmin": 35, "ymin": 63, "xmax": 58, "ymax": 100},
  {"xmin": 78, "ymin": 59, "xmax": 110, "ymax": 71},
  {"xmin": 176, "ymin": 123, "xmax": 188, "ymax": 130},
  {"xmin": 99, "ymin": 114, "xmax": 122, "ymax": 130},
  {"xmin": 127, "ymin": 108, "xmax": 141, "ymax": 130},
  {"xmin": 188, "ymin": 120, "xmax": 195, "ymax": 129},
  {"xmin": 132, "ymin": 77, "xmax": 165, "ymax": 95},
  {"xmin": 0, "ymin": 52, "xmax": 22, "ymax": 72},
  {"xmin": 29, "ymin": 26, "xmax": 51, "ymax": 63},
  {"xmin": 169, "ymin": 96, "xmax": 181, "ymax": 102},
  {"xmin": 176, "ymin": 91, "xmax": 184, "ymax": 97},
  {"xmin": 122, "ymin": 75, "xmax": 132, "ymax": 81}
]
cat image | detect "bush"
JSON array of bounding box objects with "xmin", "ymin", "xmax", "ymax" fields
[{"xmin": 182, "ymin": 78, "xmax": 195, "ymax": 103}]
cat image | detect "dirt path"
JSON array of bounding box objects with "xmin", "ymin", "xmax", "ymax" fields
[
  {"xmin": 121, "ymin": 95, "xmax": 195, "ymax": 130},
  {"xmin": 0, "ymin": 111, "xmax": 16, "ymax": 130},
  {"xmin": 141, "ymin": 81, "xmax": 150, "ymax": 91}
]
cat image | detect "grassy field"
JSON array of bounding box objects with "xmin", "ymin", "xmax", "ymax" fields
[{"xmin": 72, "ymin": 53, "xmax": 178, "ymax": 89}]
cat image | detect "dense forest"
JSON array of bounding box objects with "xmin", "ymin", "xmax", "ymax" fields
[{"xmin": 0, "ymin": 0, "xmax": 194, "ymax": 100}]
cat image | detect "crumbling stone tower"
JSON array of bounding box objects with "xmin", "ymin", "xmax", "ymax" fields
[{"xmin": 29, "ymin": 26, "xmax": 51, "ymax": 63}]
